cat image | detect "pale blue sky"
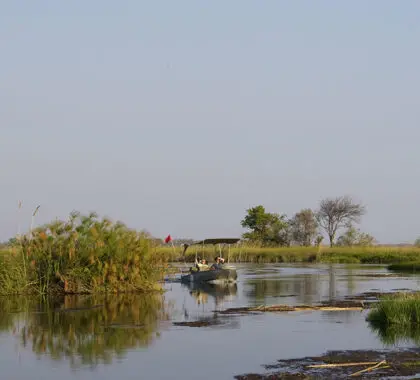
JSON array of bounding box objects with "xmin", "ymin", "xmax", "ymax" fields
[{"xmin": 1, "ymin": 1, "xmax": 419, "ymax": 243}]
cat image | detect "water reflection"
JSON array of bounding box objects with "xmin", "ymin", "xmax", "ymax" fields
[
  {"xmin": 0, "ymin": 294, "xmax": 169, "ymax": 368},
  {"xmin": 244, "ymin": 275, "xmax": 321, "ymax": 305},
  {"xmin": 241, "ymin": 264, "xmax": 407, "ymax": 306},
  {"xmin": 1, "ymin": 264, "xmax": 420, "ymax": 380},
  {"xmin": 368, "ymin": 321, "xmax": 420, "ymax": 346},
  {"xmin": 182, "ymin": 282, "xmax": 238, "ymax": 306}
]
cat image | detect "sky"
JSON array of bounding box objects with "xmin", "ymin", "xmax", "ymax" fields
[{"xmin": 1, "ymin": 1, "xmax": 420, "ymax": 243}]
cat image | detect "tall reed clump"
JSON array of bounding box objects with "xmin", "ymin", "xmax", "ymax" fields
[
  {"xmin": 367, "ymin": 293, "xmax": 420, "ymax": 327},
  {"xmin": 1, "ymin": 212, "xmax": 167, "ymax": 295},
  {"xmin": 0, "ymin": 249, "xmax": 29, "ymax": 295}
]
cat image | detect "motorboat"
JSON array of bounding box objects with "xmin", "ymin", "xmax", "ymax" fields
[{"xmin": 180, "ymin": 238, "xmax": 240, "ymax": 284}]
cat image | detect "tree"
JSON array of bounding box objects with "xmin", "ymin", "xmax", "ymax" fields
[
  {"xmin": 414, "ymin": 237, "xmax": 420, "ymax": 248},
  {"xmin": 290, "ymin": 209, "xmax": 318, "ymax": 246},
  {"xmin": 264, "ymin": 214, "xmax": 291, "ymax": 247},
  {"xmin": 240, "ymin": 205, "xmax": 290, "ymax": 246},
  {"xmin": 336, "ymin": 223, "xmax": 359, "ymax": 246},
  {"xmin": 240, "ymin": 205, "xmax": 273, "ymax": 242},
  {"xmin": 336, "ymin": 223, "xmax": 375, "ymax": 247},
  {"xmin": 316, "ymin": 196, "xmax": 366, "ymax": 247},
  {"xmin": 315, "ymin": 235, "xmax": 324, "ymax": 247}
]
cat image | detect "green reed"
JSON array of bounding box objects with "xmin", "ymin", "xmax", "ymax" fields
[
  {"xmin": 367, "ymin": 292, "xmax": 420, "ymax": 345},
  {"xmin": 367, "ymin": 293, "xmax": 420, "ymax": 327},
  {"xmin": 0, "ymin": 212, "xmax": 168, "ymax": 295}
]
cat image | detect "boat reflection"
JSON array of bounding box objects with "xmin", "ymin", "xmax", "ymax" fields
[
  {"xmin": 178, "ymin": 282, "xmax": 240, "ymax": 329},
  {"xmin": 182, "ymin": 281, "xmax": 238, "ymax": 306}
]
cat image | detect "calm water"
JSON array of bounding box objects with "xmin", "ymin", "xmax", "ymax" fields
[{"xmin": 1, "ymin": 264, "xmax": 419, "ymax": 380}]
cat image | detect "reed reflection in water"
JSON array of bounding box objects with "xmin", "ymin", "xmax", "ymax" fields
[{"xmin": 0, "ymin": 293, "xmax": 170, "ymax": 368}]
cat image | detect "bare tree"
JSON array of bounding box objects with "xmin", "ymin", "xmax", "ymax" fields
[{"xmin": 316, "ymin": 196, "xmax": 366, "ymax": 247}]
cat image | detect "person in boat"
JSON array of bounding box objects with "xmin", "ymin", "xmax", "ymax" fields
[
  {"xmin": 210, "ymin": 256, "xmax": 223, "ymax": 270},
  {"xmin": 199, "ymin": 259, "xmax": 209, "ymax": 270},
  {"xmin": 191, "ymin": 257, "xmax": 210, "ymax": 272}
]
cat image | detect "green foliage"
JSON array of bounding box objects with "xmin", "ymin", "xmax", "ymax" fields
[
  {"xmin": 414, "ymin": 237, "xmax": 420, "ymax": 248},
  {"xmin": 0, "ymin": 212, "xmax": 167, "ymax": 295},
  {"xmin": 240, "ymin": 205, "xmax": 273, "ymax": 241},
  {"xmin": 336, "ymin": 223, "xmax": 376, "ymax": 247},
  {"xmin": 290, "ymin": 209, "xmax": 318, "ymax": 246},
  {"xmin": 240, "ymin": 205, "xmax": 290, "ymax": 246}
]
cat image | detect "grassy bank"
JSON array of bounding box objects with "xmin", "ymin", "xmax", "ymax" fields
[
  {"xmin": 158, "ymin": 245, "xmax": 420, "ymax": 264},
  {"xmin": 388, "ymin": 262, "xmax": 420, "ymax": 273},
  {"xmin": 0, "ymin": 212, "xmax": 168, "ymax": 295}
]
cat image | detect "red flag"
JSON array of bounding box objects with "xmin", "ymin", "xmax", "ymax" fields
[{"xmin": 164, "ymin": 234, "xmax": 172, "ymax": 244}]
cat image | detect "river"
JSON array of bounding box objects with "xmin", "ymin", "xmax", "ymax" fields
[{"xmin": 0, "ymin": 263, "xmax": 419, "ymax": 379}]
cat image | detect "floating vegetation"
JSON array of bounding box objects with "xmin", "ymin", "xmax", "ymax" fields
[{"xmin": 216, "ymin": 300, "xmax": 367, "ymax": 315}]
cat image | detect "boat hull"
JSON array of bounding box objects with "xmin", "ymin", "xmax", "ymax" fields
[{"xmin": 180, "ymin": 268, "xmax": 237, "ymax": 284}]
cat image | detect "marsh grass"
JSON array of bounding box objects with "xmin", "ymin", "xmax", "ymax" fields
[
  {"xmin": 367, "ymin": 293, "xmax": 420, "ymax": 327},
  {"xmin": 159, "ymin": 245, "xmax": 420, "ymax": 264},
  {"xmin": 367, "ymin": 293, "xmax": 420, "ymax": 345},
  {"xmin": 0, "ymin": 212, "xmax": 168, "ymax": 295}
]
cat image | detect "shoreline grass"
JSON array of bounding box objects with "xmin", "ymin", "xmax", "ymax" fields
[{"xmin": 157, "ymin": 245, "xmax": 420, "ymax": 264}]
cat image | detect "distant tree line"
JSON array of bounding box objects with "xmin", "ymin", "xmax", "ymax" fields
[{"xmin": 240, "ymin": 196, "xmax": 375, "ymax": 247}]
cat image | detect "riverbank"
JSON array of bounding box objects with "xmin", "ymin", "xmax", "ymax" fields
[{"xmin": 158, "ymin": 245, "xmax": 420, "ymax": 264}]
